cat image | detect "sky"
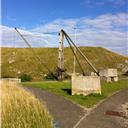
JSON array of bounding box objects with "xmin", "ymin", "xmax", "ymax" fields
[{"xmin": 1, "ymin": 0, "xmax": 128, "ymax": 55}]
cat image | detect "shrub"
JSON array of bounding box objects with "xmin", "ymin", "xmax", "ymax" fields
[
  {"xmin": 19, "ymin": 73, "xmax": 32, "ymax": 82},
  {"xmin": 44, "ymin": 72, "xmax": 57, "ymax": 80},
  {"xmin": 64, "ymin": 73, "xmax": 71, "ymax": 79}
]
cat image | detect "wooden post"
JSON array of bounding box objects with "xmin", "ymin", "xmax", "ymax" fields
[{"xmin": 58, "ymin": 30, "xmax": 64, "ymax": 79}]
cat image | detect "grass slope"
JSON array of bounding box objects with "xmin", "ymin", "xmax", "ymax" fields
[
  {"xmin": 1, "ymin": 80, "xmax": 53, "ymax": 128},
  {"xmin": 1, "ymin": 47, "xmax": 128, "ymax": 80},
  {"xmin": 23, "ymin": 79, "xmax": 128, "ymax": 108}
]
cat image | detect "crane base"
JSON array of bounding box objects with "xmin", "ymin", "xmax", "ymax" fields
[{"xmin": 71, "ymin": 75, "xmax": 101, "ymax": 96}]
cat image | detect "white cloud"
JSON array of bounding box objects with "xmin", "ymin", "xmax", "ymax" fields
[
  {"xmin": 83, "ymin": 0, "xmax": 127, "ymax": 8},
  {"xmin": 31, "ymin": 13, "xmax": 128, "ymax": 55},
  {"xmin": 31, "ymin": 18, "xmax": 78, "ymax": 34},
  {"xmin": 6, "ymin": 16, "xmax": 16, "ymax": 21},
  {"xmin": 31, "ymin": 13, "xmax": 128, "ymax": 32},
  {"xmin": 0, "ymin": 25, "xmax": 55, "ymax": 47},
  {"xmin": 82, "ymin": 13, "xmax": 128, "ymax": 30},
  {"xmin": 0, "ymin": 13, "xmax": 128, "ymax": 55}
]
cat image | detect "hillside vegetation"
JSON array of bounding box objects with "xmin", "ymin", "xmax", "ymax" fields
[
  {"xmin": 1, "ymin": 47, "xmax": 128, "ymax": 80},
  {"xmin": 1, "ymin": 80, "xmax": 53, "ymax": 128}
]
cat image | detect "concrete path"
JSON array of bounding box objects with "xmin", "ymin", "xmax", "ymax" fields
[
  {"xmin": 25, "ymin": 87, "xmax": 86, "ymax": 128},
  {"xmin": 25, "ymin": 87, "xmax": 128, "ymax": 128},
  {"xmin": 75, "ymin": 89, "xmax": 128, "ymax": 128}
]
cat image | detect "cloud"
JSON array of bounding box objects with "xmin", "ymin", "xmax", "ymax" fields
[
  {"xmin": 31, "ymin": 13, "xmax": 128, "ymax": 55},
  {"xmin": 31, "ymin": 13, "xmax": 128, "ymax": 32},
  {"xmin": 0, "ymin": 13, "xmax": 128, "ymax": 55},
  {"xmin": 6, "ymin": 16, "xmax": 16, "ymax": 21},
  {"xmin": 0, "ymin": 25, "xmax": 55, "ymax": 47},
  {"xmin": 83, "ymin": 0, "xmax": 128, "ymax": 8},
  {"xmin": 31, "ymin": 18, "xmax": 78, "ymax": 34},
  {"xmin": 82, "ymin": 13, "xmax": 128, "ymax": 30}
]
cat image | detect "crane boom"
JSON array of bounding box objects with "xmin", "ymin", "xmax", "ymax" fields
[
  {"xmin": 59, "ymin": 29, "xmax": 99, "ymax": 75},
  {"xmin": 14, "ymin": 28, "xmax": 58, "ymax": 80}
]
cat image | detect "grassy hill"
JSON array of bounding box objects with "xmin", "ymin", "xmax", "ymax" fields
[{"xmin": 1, "ymin": 47, "xmax": 128, "ymax": 80}]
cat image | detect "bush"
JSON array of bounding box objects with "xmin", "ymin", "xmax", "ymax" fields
[
  {"xmin": 64, "ymin": 73, "xmax": 71, "ymax": 79},
  {"xmin": 44, "ymin": 72, "xmax": 57, "ymax": 80},
  {"xmin": 44, "ymin": 72, "xmax": 71, "ymax": 81},
  {"xmin": 19, "ymin": 73, "xmax": 32, "ymax": 82}
]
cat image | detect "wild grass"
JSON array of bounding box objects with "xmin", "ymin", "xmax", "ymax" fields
[
  {"xmin": 1, "ymin": 80, "xmax": 53, "ymax": 128},
  {"xmin": 2, "ymin": 47, "xmax": 128, "ymax": 80},
  {"xmin": 23, "ymin": 79, "xmax": 128, "ymax": 108}
]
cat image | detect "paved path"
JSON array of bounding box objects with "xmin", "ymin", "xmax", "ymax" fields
[
  {"xmin": 25, "ymin": 87, "xmax": 86, "ymax": 128},
  {"xmin": 25, "ymin": 87, "xmax": 128, "ymax": 128},
  {"xmin": 76, "ymin": 89, "xmax": 128, "ymax": 128}
]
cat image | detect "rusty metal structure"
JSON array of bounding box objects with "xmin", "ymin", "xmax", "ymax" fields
[
  {"xmin": 16, "ymin": 28, "xmax": 120, "ymax": 83},
  {"xmin": 15, "ymin": 28, "xmax": 99, "ymax": 80},
  {"xmin": 15, "ymin": 28, "xmax": 58, "ymax": 80},
  {"xmin": 57, "ymin": 29, "xmax": 99, "ymax": 79}
]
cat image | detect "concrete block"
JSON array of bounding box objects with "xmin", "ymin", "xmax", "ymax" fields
[
  {"xmin": 113, "ymin": 76, "xmax": 118, "ymax": 82},
  {"xmin": 105, "ymin": 76, "xmax": 118, "ymax": 83},
  {"xmin": 71, "ymin": 75, "xmax": 101, "ymax": 96},
  {"xmin": 99, "ymin": 68, "xmax": 117, "ymax": 77},
  {"xmin": 106, "ymin": 77, "xmax": 112, "ymax": 83},
  {"xmin": 1, "ymin": 78, "xmax": 21, "ymax": 84},
  {"xmin": 99, "ymin": 69, "xmax": 118, "ymax": 82}
]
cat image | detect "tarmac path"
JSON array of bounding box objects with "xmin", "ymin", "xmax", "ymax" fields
[
  {"xmin": 25, "ymin": 86, "xmax": 86, "ymax": 128},
  {"xmin": 75, "ymin": 89, "xmax": 128, "ymax": 128},
  {"xmin": 25, "ymin": 86, "xmax": 128, "ymax": 128}
]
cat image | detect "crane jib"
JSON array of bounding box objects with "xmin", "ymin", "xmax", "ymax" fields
[
  {"xmin": 61, "ymin": 29, "xmax": 99, "ymax": 75},
  {"xmin": 14, "ymin": 28, "xmax": 58, "ymax": 80}
]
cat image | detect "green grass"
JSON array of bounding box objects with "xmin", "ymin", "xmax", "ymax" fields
[{"xmin": 22, "ymin": 79, "xmax": 128, "ymax": 108}]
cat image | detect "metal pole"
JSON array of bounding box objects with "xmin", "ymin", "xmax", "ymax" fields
[
  {"xmin": 73, "ymin": 28, "xmax": 76, "ymax": 74},
  {"xmin": 14, "ymin": 28, "xmax": 52, "ymax": 74},
  {"xmin": 65, "ymin": 36, "xmax": 85, "ymax": 75},
  {"xmin": 61, "ymin": 29, "xmax": 99, "ymax": 75}
]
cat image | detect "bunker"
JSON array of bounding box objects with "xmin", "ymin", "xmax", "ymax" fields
[
  {"xmin": 99, "ymin": 68, "xmax": 118, "ymax": 82},
  {"xmin": 71, "ymin": 75, "xmax": 101, "ymax": 96}
]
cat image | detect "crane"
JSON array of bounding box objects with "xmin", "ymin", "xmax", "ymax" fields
[
  {"xmin": 57, "ymin": 29, "xmax": 99, "ymax": 79},
  {"xmin": 15, "ymin": 28, "xmax": 99, "ymax": 80},
  {"xmin": 14, "ymin": 28, "xmax": 59, "ymax": 80}
]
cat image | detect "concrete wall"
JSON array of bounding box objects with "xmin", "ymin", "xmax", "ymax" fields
[
  {"xmin": 1, "ymin": 78, "xmax": 21, "ymax": 83},
  {"xmin": 99, "ymin": 68, "xmax": 117, "ymax": 77},
  {"xmin": 71, "ymin": 75, "xmax": 101, "ymax": 96},
  {"xmin": 99, "ymin": 69, "xmax": 118, "ymax": 82}
]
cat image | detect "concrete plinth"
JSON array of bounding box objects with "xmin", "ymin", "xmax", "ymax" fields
[
  {"xmin": 1, "ymin": 78, "xmax": 21, "ymax": 84},
  {"xmin": 113, "ymin": 76, "xmax": 118, "ymax": 82},
  {"xmin": 106, "ymin": 77, "xmax": 112, "ymax": 83},
  {"xmin": 99, "ymin": 68, "xmax": 118, "ymax": 82},
  {"xmin": 99, "ymin": 68, "xmax": 117, "ymax": 77},
  {"xmin": 71, "ymin": 75, "xmax": 101, "ymax": 96}
]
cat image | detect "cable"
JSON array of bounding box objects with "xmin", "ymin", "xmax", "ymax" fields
[
  {"xmin": 14, "ymin": 28, "xmax": 58, "ymax": 80},
  {"xmin": 62, "ymin": 29, "xmax": 99, "ymax": 75},
  {"xmin": 65, "ymin": 36, "xmax": 85, "ymax": 75}
]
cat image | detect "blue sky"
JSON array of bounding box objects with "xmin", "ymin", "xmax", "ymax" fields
[
  {"xmin": 2, "ymin": 0, "xmax": 127, "ymax": 29},
  {"xmin": 1, "ymin": 0, "xmax": 128, "ymax": 55}
]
